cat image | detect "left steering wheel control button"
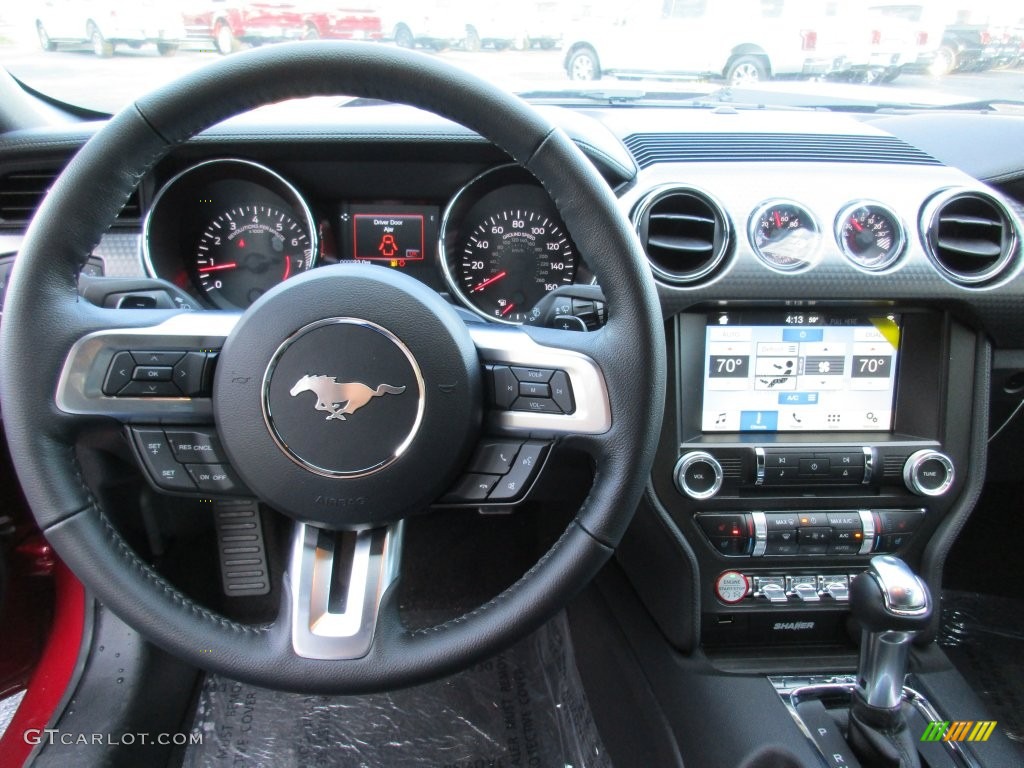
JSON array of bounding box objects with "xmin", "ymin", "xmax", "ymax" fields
[
  {"xmin": 103, "ymin": 349, "xmax": 217, "ymax": 397},
  {"xmin": 132, "ymin": 365, "xmax": 173, "ymax": 382},
  {"xmin": 131, "ymin": 429, "xmax": 196, "ymax": 492},
  {"xmin": 121, "ymin": 381, "xmax": 182, "ymax": 397},
  {"xmin": 102, "ymin": 351, "xmax": 135, "ymax": 395},
  {"xmin": 187, "ymin": 463, "xmax": 245, "ymax": 494},
  {"xmin": 165, "ymin": 429, "xmax": 227, "ymax": 464},
  {"xmin": 443, "ymin": 473, "xmax": 501, "ymax": 502}
]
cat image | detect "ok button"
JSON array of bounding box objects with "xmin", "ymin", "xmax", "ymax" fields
[{"xmin": 799, "ymin": 458, "xmax": 831, "ymax": 476}]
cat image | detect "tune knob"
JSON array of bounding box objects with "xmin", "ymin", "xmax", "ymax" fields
[
  {"xmin": 903, "ymin": 450, "xmax": 954, "ymax": 497},
  {"xmin": 674, "ymin": 451, "xmax": 723, "ymax": 500}
]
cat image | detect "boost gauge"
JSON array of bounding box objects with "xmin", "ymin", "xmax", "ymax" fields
[
  {"xmin": 836, "ymin": 202, "xmax": 905, "ymax": 270},
  {"xmin": 749, "ymin": 201, "xmax": 821, "ymax": 271}
]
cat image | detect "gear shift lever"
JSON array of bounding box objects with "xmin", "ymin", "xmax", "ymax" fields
[{"xmin": 848, "ymin": 555, "xmax": 932, "ymax": 768}]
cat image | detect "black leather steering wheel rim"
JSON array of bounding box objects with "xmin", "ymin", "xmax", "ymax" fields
[{"xmin": 0, "ymin": 42, "xmax": 666, "ymax": 692}]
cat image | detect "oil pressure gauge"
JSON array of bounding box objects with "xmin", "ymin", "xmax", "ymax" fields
[
  {"xmin": 836, "ymin": 202, "xmax": 905, "ymax": 271},
  {"xmin": 749, "ymin": 200, "xmax": 821, "ymax": 271}
]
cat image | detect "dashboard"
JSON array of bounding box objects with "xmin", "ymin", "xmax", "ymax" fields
[
  {"xmin": 3, "ymin": 99, "xmax": 1024, "ymax": 657},
  {"xmin": 140, "ymin": 152, "xmax": 591, "ymax": 324}
]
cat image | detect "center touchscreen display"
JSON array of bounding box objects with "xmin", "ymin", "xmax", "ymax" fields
[{"xmin": 701, "ymin": 312, "xmax": 900, "ymax": 433}]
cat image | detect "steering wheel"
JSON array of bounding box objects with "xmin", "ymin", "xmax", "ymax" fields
[{"xmin": 0, "ymin": 42, "xmax": 665, "ymax": 693}]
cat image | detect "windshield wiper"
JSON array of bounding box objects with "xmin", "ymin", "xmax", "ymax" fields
[{"xmin": 519, "ymin": 87, "xmax": 820, "ymax": 110}]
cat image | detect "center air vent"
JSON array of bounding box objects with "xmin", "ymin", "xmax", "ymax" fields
[
  {"xmin": 634, "ymin": 187, "xmax": 730, "ymax": 284},
  {"xmin": 922, "ymin": 190, "xmax": 1017, "ymax": 285}
]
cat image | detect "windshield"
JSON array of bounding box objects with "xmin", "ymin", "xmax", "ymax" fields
[{"xmin": 1, "ymin": 1, "xmax": 1022, "ymax": 114}]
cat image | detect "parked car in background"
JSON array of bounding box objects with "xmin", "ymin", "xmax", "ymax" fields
[
  {"xmin": 563, "ymin": 0, "xmax": 843, "ymax": 85},
  {"xmin": 182, "ymin": 2, "xmax": 304, "ymax": 54},
  {"xmin": 838, "ymin": 4, "xmax": 943, "ymax": 84},
  {"xmin": 34, "ymin": 0, "xmax": 186, "ymax": 58},
  {"xmin": 379, "ymin": 1, "xmax": 518, "ymax": 51},
  {"xmin": 300, "ymin": 5, "xmax": 382, "ymax": 41}
]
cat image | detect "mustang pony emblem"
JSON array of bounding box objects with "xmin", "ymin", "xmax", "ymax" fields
[{"xmin": 289, "ymin": 374, "xmax": 406, "ymax": 421}]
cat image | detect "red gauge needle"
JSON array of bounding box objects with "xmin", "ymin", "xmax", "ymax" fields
[
  {"xmin": 283, "ymin": 257, "xmax": 292, "ymax": 280},
  {"xmin": 773, "ymin": 211, "xmax": 782, "ymax": 228},
  {"xmin": 198, "ymin": 263, "xmax": 237, "ymax": 273},
  {"xmin": 850, "ymin": 218, "xmax": 864, "ymax": 232},
  {"xmin": 500, "ymin": 303, "xmax": 516, "ymax": 317},
  {"xmin": 471, "ymin": 271, "xmax": 507, "ymax": 293}
]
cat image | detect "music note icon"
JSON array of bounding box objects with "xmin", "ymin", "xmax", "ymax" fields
[{"xmin": 715, "ymin": 412, "xmax": 726, "ymax": 425}]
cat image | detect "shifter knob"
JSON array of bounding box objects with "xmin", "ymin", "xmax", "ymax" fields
[{"xmin": 851, "ymin": 555, "xmax": 932, "ymax": 710}]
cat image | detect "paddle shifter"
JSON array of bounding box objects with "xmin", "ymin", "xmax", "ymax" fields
[{"xmin": 848, "ymin": 555, "xmax": 932, "ymax": 768}]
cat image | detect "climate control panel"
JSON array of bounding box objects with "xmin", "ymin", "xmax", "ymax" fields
[{"xmin": 696, "ymin": 509, "xmax": 924, "ymax": 557}]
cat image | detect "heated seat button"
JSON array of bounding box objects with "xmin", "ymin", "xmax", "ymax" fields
[
  {"xmin": 696, "ymin": 514, "xmax": 749, "ymax": 538},
  {"xmin": 103, "ymin": 351, "xmax": 135, "ymax": 395},
  {"xmin": 877, "ymin": 509, "xmax": 924, "ymax": 534},
  {"xmin": 708, "ymin": 536, "xmax": 750, "ymax": 556},
  {"xmin": 165, "ymin": 429, "xmax": 227, "ymax": 464},
  {"xmin": 131, "ymin": 429, "xmax": 195, "ymax": 492}
]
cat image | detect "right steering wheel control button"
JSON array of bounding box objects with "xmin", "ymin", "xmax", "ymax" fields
[
  {"xmin": 468, "ymin": 440, "xmax": 523, "ymax": 475},
  {"xmin": 487, "ymin": 441, "xmax": 548, "ymax": 501}
]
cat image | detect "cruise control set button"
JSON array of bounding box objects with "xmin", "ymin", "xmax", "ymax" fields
[{"xmin": 131, "ymin": 427, "xmax": 246, "ymax": 496}]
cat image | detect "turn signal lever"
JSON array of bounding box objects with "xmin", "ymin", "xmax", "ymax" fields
[{"xmin": 848, "ymin": 555, "xmax": 932, "ymax": 768}]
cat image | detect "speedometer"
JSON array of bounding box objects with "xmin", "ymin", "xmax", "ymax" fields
[
  {"xmin": 458, "ymin": 210, "xmax": 575, "ymax": 322},
  {"xmin": 441, "ymin": 165, "xmax": 583, "ymax": 325}
]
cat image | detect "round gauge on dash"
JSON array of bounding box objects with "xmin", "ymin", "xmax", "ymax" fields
[
  {"xmin": 835, "ymin": 202, "xmax": 906, "ymax": 271},
  {"xmin": 195, "ymin": 204, "xmax": 314, "ymax": 309},
  {"xmin": 749, "ymin": 201, "xmax": 822, "ymax": 271}
]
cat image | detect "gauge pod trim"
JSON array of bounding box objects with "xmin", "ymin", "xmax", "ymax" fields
[
  {"xmin": 747, "ymin": 199, "xmax": 821, "ymax": 273},
  {"xmin": 834, "ymin": 200, "xmax": 907, "ymax": 272}
]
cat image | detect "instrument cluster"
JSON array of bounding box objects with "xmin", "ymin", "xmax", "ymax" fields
[{"xmin": 143, "ymin": 160, "xmax": 592, "ymax": 323}]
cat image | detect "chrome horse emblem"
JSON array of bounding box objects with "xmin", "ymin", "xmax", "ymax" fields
[{"xmin": 289, "ymin": 374, "xmax": 406, "ymax": 421}]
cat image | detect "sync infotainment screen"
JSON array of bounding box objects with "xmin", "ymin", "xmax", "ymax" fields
[{"xmin": 701, "ymin": 312, "xmax": 901, "ymax": 433}]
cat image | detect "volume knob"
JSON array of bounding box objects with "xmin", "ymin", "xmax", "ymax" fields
[
  {"xmin": 903, "ymin": 450, "xmax": 954, "ymax": 497},
  {"xmin": 674, "ymin": 451, "xmax": 723, "ymax": 500}
]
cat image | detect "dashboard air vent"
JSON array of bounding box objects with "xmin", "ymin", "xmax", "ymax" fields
[
  {"xmin": 922, "ymin": 190, "xmax": 1017, "ymax": 285},
  {"xmin": 634, "ymin": 187, "xmax": 729, "ymax": 284},
  {"xmin": 0, "ymin": 169, "xmax": 141, "ymax": 227},
  {"xmin": 623, "ymin": 133, "xmax": 941, "ymax": 169}
]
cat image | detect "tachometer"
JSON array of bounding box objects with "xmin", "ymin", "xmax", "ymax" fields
[
  {"xmin": 836, "ymin": 202, "xmax": 905, "ymax": 271},
  {"xmin": 749, "ymin": 200, "xmax": 821, "ymax": 271},
  {"xmin": 458, "ymin": 210, "xmax": 576, "ymax": 322},
  {"xmin": 195, "ymin": 204, "xmax": 313, "ymax": 309}
]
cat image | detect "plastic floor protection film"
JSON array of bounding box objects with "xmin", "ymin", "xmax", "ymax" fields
[
  {"xmin": 184, "ymin": 611, "xmax": 610, "ymax": 767},
  {"xmin": 938, "ymin": 590, "xmax": 1024, "ymax": 744}
]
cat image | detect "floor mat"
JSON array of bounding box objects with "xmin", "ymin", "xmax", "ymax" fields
[
  {"xmin": 184, "ymin": 612, "xmax": 610, "ymax": 767},
  {"xmin": 938, "ymin": 590, "xmax": 1024, "ymax": 744}
]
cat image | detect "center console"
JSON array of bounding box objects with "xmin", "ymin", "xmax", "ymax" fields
[{"xmin": 645, "ymin": 308, "xmax": 977, "ymax": 650}]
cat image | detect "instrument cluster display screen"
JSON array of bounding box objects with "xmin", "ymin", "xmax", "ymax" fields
[
  {"xmin": 701, "ymin": 312, "xmax": 901, "ymax": 432},
  {"xmin": 339, "ymin": 203, "xmax": 441, "ymax": 289}
]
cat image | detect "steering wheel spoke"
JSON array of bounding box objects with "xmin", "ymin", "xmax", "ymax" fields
[
  {"xmin": 468, "ymin": 323, "xmax": 611, "ymax": 439},
  {"xmin": 57, "ymin": 310, "xmax": 239, "ymax": 423},
  {"xmin": 289, "ymin": 521, "xmax": 404, "ymax": 660}
]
